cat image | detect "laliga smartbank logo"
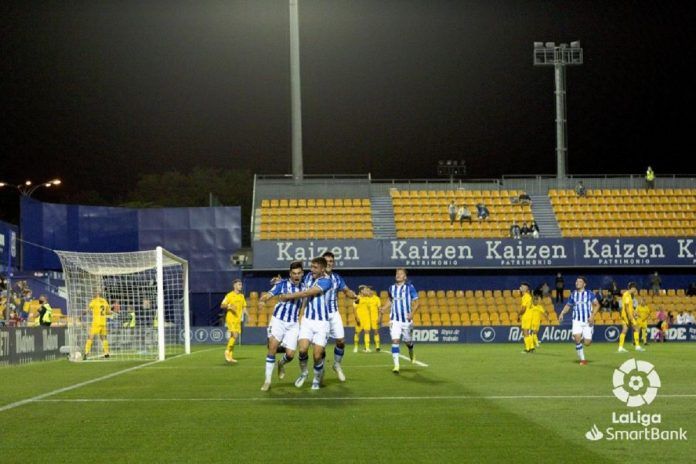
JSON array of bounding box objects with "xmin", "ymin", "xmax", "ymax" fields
[{"xmin": 584, "ymin": 359, "xmax": 688, "ymax": 442}]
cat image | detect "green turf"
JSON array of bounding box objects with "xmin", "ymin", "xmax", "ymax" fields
[{"xmin": 1, "ymin": 343, "xmax": 694, "ymax": 463}]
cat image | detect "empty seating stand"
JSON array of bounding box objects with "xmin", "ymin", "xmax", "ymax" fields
[
  {"xmin": 550, "ymin": 188, "xmax": 696, "ymax": 237},
  {"xmin": 257, "ymin": 198, "xmax": 373, "ymax": 240}
]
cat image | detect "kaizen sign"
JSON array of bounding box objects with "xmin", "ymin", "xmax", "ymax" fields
[{"xmin": 253, "ymin": 237, "xmax": 696, "ymax": 270}]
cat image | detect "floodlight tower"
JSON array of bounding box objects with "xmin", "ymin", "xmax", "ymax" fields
[
  {"xmin": 534, "ymin": 41, "xmax": 583, "ymax": 181},
  {"xmin": 289, "ymin": 0, "xmax": 303, "ymax": 184}
]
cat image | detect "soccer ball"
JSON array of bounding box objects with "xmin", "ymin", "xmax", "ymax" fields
[{"xmin": 72, "ymin": 351, "xmax": 83, "ymax": 362}]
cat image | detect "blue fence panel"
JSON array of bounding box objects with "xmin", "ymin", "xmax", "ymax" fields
[
  {"xmin": 21, "ymin": 199, "xmax": 242, "ymax": 293},
  {"xmin": 0, "ymin": 220, "xmax": 18, "ymax": 272}
]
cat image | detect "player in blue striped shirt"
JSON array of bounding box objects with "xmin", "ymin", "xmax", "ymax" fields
[
  {"xmin": 558, "ymin": 276, "xmax": 600, "ymax": 365},
  {"xmin": 320, "ymin": 251, "xmax": 357, "ymax": 383},
  {"xmin": 258, "ymin": 261, "xmax": 305, "ymax": 391},
  {"xmin": 278, "ymin": 257, "xmax": 333, "ymax": 390},
  {"xmin": 381, "ymin": 268, "xmax": 419, "ymax": 373}
]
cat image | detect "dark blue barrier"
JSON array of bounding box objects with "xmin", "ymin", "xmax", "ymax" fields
[
  {"xmin": 0, "ymin": 220, "xmax": 18, "ymax": 271},
  {"xmin": 180, "ymin": 325, "xmax": 696, "ymax": 345},
  {"xmin": 252, "ymin": 237, "xmax": 696, "ymax": 270},
  {"xmin": 21, "ymin": 198, "xmax": 242, "ymax": 292}
]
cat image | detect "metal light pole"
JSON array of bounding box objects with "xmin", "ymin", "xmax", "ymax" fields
[
  {"xmin": 534, "ymin": 41, "xmax": 583, "ymax": 181},
  {"xmin": 289, "ymin": 0, "xmax": 304, "ymax": 184},
  {"xmin": 0, "ymin": 179, "xmax": 62, "ymax": 197}
]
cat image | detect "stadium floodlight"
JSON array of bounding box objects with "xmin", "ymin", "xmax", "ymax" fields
[
  {"xmin": 55, "ymin": 247, "xmax": 191, "ymax": 362},
  {"xmin": 534, "ymin": 41, "xmax": 583, "ymax": 181},
  {"xmin": 0, "ymin": 178, "xmax": 63, "ymax": 197}
]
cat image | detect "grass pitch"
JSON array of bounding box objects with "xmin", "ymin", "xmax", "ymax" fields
[{"xmin": 1, "ymin": 342, "xmax": 694, "ymax": 463}]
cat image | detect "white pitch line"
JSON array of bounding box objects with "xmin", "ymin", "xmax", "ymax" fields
[
  {"xmin": 145, "ymin": 364, "xmax": 395, "ymax": 370},
  {"xmin": 380, "ymin": 350, "xmax": 429, "ymax": 367},
  {"xmin": 400, "ymin": 355, "xmax": 428, "ymax": 367},
  {"xmin": 33, "ymin": 393, "xmax": 696, "ymax": 403},
  {"xmin": 0, "ymin": 348, "xmax": 216, "ymax": 414}
]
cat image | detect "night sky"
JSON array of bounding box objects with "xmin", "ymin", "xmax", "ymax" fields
[{"xmin": 2, "ymin": 0, "xmax": 696, "ymax": 212}]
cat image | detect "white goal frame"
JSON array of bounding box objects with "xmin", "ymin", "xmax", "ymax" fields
[{"xmin": 56, "ymin": 246, "xmax": 190, "ymax": 361}]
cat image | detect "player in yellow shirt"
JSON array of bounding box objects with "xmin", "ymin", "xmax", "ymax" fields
[
  {"xmin": 353, "ymin": 285, "xmax": 382, "ymax": 353},
  {"xmin": 221, "ymin": 279, "xmax": 247, "ymax": 363},
  {"xmin": 618, "ymin": 282, "xmax": 644, "ymax": 352},
  {"xmin": 84, "ymin": 291, "xmax": 111, "ymax": 359},
  {"xmin": 519, "ymin": 282, "xmax": 535, "ymax": 353},
  {"xmin": 635, "ymin": 298, "xmax": 652, "ymax": 346},
  {"xmin": 529, "ymin": 291, "xmax": 547, "ymax": 349}
]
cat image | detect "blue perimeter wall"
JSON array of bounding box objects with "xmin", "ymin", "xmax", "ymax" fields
[
  {"xmin": 20, "ymin": 197, "xmax": 242, "ymax": 294},
  {"xmin": 0, "ymin": 220, "xmax": 18, "ymax": 272}
]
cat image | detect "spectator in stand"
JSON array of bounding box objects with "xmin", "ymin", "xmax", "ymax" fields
[
  {"xmin": 676, "ymin": 311, "xmax": 688, "ymax": 325},
  {"xmin": 599, "ymin": 290, "xmax": 614, "ymax": 312},
  {"xmin": 9, "ymin": 309, "xmax": 21, "ymax": 327},
  {"xmin": 520, "ymin": 221, "xmax": 531, "ymax": 237},
  {"xmin": 645, "ymin": 166, "xmax": 655, "ymax": 189},
  {"xmin": 650, "ymin": 271, "xmax": 662, "ymax": 295},
  {"xmin": 554, "ymin": 273, "xmax": 564, "ymax": 303},
  {"xmin": 476, "ymin": 203, "xmax": 489, "ymax": 221},
  {"xmin": 685, "ymin": 312, "xmax": 695, "ymax": 325},
  {"xmin": 687, "ymin": 282, "xmax": 696, "ymax": 297},
  {"xmin": 538, "ymin": 282, "xmax": 551, "ymax": 298},
  {"xmin": 518, "ymin": 192, "xmax": 532, "ymax": 205},
  {"xmin": 612, "ymin": 294, "xmax": 621, "ymax": 312},
  {"xmin": 448, "ymin": 201, "xmax": 457, "ymax": 226},
  {"xmin": 15, "ymin": 280, "xmax": 32, "ymax": 303},
  {"xmin": 457, "ymin": 205, "xmax": 472, "ymax": 226},
  {"xmin": 654, "ymin": 309, "xmax": 669, "ymax": 342},
  {"xmin": 510, "ymin": 220, "xmax": 521, "ymax": 239},
  {"xmin": 18, "ymin": 303, "xmax": 29, "ymax": 324},
  {"xmin": 574, "ymin": 181, "xmax": 586, "ymax": 197},
  {"xmin": 608, "ymin": 280, "xmax": 620, "ymax": 297},
  {"xmin": 36, "ymin": 295, "xmax": 52, "ymax": 327},
  {"xmin": 529, "ymin": 220, "xmax": 540, "ymax": 239}
]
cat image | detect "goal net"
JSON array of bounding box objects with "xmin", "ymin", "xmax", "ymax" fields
[{"xmin": 55, "ymin": 247, "xmax": 190, "ymax": 361}]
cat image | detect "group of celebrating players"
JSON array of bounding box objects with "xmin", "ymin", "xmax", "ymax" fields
[{"xmin": 219, "ymin": 251, "xmax": 419, "ymax": 391}]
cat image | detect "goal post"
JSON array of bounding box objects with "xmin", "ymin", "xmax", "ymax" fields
[{"xmin": 56, "ymin": 247, "xmax": 190, "ymax": 361}]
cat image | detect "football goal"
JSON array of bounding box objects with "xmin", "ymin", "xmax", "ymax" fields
[{"xmin": 55, "ymin": 247, "xmax": 190, "ymax": 361}]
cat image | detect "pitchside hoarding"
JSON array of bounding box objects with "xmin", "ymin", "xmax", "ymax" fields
[
  {"xmin": 0, "ymin": 327, "xmax": 66, "ymax": 365},
  {"xmin": 181, "ymin": 325, "xmax": 696, "ymax": 345},
  {"xmin": 252, "ymin": 237, "xmax": 696, "ymax": 270}
]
